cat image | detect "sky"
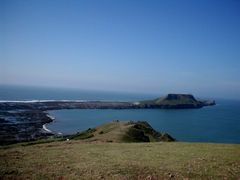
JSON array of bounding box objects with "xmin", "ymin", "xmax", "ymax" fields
[{"xmin": 1, "ymin": 0, "xmax": 240, "ymax": 98}]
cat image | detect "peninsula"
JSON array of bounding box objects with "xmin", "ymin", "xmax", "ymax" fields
[{"xmin": 0, "ymin": 93, "xmax": 215, "ymax": 111}]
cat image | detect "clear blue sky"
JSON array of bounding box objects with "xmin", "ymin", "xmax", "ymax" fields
[{"xmin": 1, "ymin": 0, "xmax": 240, "ymax": 98}]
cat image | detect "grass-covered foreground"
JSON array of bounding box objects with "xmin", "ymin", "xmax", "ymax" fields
[{"xmin": 0, "ymin": 141, "xmax": 240, "ymax": 179}]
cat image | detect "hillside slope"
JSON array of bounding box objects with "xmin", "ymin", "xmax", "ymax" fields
[
  {"xmin": 0, "ymin": 142, "xmax": 239, "ymax": 179},
  {"xmin": 68, "ymin": 120, "xmax": 175, "ymax": 143}
]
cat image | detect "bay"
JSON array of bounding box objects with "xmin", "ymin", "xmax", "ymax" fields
[
  {"xmin": 48, "ymin": 100, "xmax": 240, "ymax": 143},
  {"xmin": 1, "ymin": 85, "xmax": 240, "ymax": 143}
]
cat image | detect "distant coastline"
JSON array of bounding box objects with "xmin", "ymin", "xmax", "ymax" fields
[
  {"xmin": 0, "ymin": 94, "xmax": 215, "ymax": 110},
  {"xmin": 0, "ymin": 93, "xmax": 216, "ymax": 144}
]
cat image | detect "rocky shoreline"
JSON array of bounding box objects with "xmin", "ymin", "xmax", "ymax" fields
[{"xmin": 0, "ymin": 110, "xmax": 54, "ymax": 145}]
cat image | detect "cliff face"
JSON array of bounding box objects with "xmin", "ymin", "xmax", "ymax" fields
[
  {"xmin": 155, "ymin": 94, "xmax": 199, "ymax": 104},
  {"xmin": 164, "ymin": 94, "xmax": 197, "ymax": 101}
]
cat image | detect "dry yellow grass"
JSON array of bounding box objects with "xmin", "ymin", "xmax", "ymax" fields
[{"xmin": 0, "ymin": 141, "xmax": 240, "ymax": 179}]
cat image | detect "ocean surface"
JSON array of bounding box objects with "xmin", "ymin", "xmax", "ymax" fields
[{"xmin": 1, "ymin": 85, "xmax": 240, "ymax": 143}]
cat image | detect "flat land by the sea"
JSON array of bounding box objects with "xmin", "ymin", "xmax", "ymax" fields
[{"xmin": 1, "ymin": 142, "xmax": 239, "ymax": 179}]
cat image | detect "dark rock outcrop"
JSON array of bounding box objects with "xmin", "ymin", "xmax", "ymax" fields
[
  {"xmin": 123, "ymin": 121, "xmax": 175, "ymax": 142},
  {"xmin": 159, "ymin": 133, "xmax": 175, "ymax": 142},
  {"xmin": 0, "ymin": 110, "xmax": 54, "ymax": 145}
]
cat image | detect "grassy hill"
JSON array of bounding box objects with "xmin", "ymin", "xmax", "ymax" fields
[
  {"xmin": 0, "ymin": 121, "xmax": 239, "ymax": 179},
  {"xmin": 68, "ymin": 121, "xmax": 175, "ymax": 143},
  {"xmin": 0, "ymin": 141, "xmax": 239, "ymax": 179}
]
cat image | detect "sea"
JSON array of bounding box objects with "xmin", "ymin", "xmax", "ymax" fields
[{"xmin": 1, "ymin": 85, "xmax": 240, "ymax": 144}]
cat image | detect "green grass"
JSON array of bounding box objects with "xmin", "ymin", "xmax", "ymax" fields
[
  {"xmin": 68, "ymin": 121, "xmax": 132, "ymax": 143},
  {"xmin": 122, "ymin": 127, "xmax": 150, "ymax": 142},
  {"xmin": 69, "ymin": 128, "xmax": 96, "ymax": 140},
  {"xmin": 0, "ymin": 120, "xmax": 172, "ymax": 149},
  {"xmin": 0, "ymin": 141, "xmax": 239, "ymax": 179},
  {"xmin": 0, "ymin": 121, "xmax": 239, "ymax": 179},
  {"xmin": 65, "ymin": 120, "xmax": 174, "ymax": 143}
]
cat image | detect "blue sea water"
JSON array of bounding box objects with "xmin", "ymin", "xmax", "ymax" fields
[
  {"xmin": 1, "ymin": 85, "xmax": 240, "ymax": 143},
  {"xmin": 0, "ymin": 85, "xmax": 155, "ymax": 101}
]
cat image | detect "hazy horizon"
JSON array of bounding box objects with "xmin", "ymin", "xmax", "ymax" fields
[
  {"xmin": 1, "ymin": 0, "xmax": 240, "ymax": 99},
  {"xmin": 1, "ymin": 84, "xmax": 239, "ymax": 101}
]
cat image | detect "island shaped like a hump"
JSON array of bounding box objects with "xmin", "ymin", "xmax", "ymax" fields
[{"xmin": 139, "ymin": 93, "xmax": 215, "ymax": 109}]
